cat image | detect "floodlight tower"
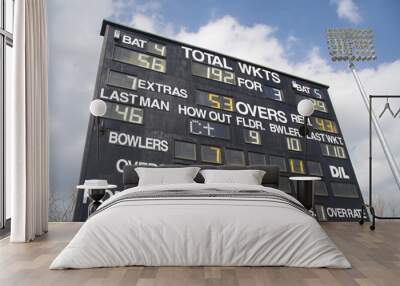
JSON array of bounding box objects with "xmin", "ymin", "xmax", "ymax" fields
[{"xmin": 326, "ymin": 29, "xmax": 400, "ymax": 200}]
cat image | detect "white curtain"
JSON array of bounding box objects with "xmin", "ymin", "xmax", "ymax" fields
[{"xmin": 8, "ymin": 0, "xmax": 49, "ymax": 242}]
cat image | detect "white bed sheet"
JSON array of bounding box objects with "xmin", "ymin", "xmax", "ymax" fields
[{"xmin": 50, "ymin": 183, "xmax": 351, "ymax": 269}]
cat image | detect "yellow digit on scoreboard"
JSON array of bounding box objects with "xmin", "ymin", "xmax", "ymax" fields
[
  {"xmin": 314, "ymin": 117, "xmax": 325, "ymax": 131},
  {"xmin": 223, "ymin": 96, "xmax": 234, "ymax": 111},
  {"xmin": 299, "ymin": 160, "xmax": 305, "ymax": 173},
  {"xmin": 325, "ymin": 120, "xmax": 337, "ymax": 133},
  {"xmin": 208, "ymin": 93, "xmax": 221, "ymax": 109},
  {"xmin": 210, "ymin": 146, "xmax": 222, "ymax": 164},
  {"xmin": 289, "ymin": 159, "xmax": 305, "ymax": 174}
]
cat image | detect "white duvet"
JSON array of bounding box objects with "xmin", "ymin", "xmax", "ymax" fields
[{"xmin": 50, "ymin": 183, "xmax": 351, "ymax": 269}]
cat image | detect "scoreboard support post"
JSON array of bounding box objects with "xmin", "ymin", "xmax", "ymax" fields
[
  {"xmin": 359, "ymin": 95, "xmax": 400, "ymax": 231},
  {"xmin": 350, "ymin": 63, "xmax": 400, "ymax": 192}
]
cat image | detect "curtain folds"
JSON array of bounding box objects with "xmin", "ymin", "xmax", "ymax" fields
[{"xmin": 9, "ymin": 0, "xmax": 49, "ymax": 242}]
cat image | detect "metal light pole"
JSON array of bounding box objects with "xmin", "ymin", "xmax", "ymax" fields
[{"xmin": 326, "ymin": 28, "xmax": 400, "ymax": 195}]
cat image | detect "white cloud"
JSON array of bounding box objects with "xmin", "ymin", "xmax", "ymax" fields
[
  {"xmin": 130, "ymin": 13, "xmax": 159, "ymax": 33},
  {"xmin": 175, "ymin": 16, "xmax": 288, "ymax": 70},
  {"xmin": 47, "ymin": 0, "xmax": 115, "ymax": 204},
  {"xmin": 332, "ymin": 0, "xmax": 362, "ymax": 24},
  {"xmin": 286, "ymin": 34, "xmax": 299, "ymax": 49},
  {"xmin": 130, "ymin": 13, "xmax": 174, "ymax": 36}
]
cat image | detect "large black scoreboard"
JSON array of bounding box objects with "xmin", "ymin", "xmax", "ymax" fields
[{"xmin": 73, "ymin": 20, "xmax": 365, "ymax": 222}]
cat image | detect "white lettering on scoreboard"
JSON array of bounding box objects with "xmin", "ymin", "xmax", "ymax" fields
[
  {"xmin": 236, "ymin": 116, "xmax": 265, "ymax": 130},
  {"xmin": 326, "ymin": 207, "xmax": 362, "ymax": 219},
  {"xmin": 100, "ymin": 88, "xmax": 170, "ymax": 111},
  {"xmin": 178, "ymin": 105, "xmax": 233, "ymax": 124},
  {"xmin": 122, "ymin": 34, "xmax": 147, "ymax": 48},
  {"xmin": 108, "ymin": 131, "xmax": 168, "ymax": 152},
  {"xmin": 236, "ymin": 77, "xmax": 263, "ymax": 92},
  {"xmin": 329, "ymin": 165, "xmax": 350, "ymax": 179},
  {"xmin": 269, "ymin": 123, "xmax": 344, "ymax": 144},
  {"xmin": 182, "ymin": 46, "xmax": 233, "ymax": 70},
  {"xmin": 136, "ymin": 79, "xmax": 188, "ymax": 98},
  {"xmin": 234, "ymin": 102, "xmax": 287, "ymax": 123},
  {"xmin": 116, "ymin": 159, "xmax": 157, "ymax": 173},
  {"xmin": 292, "ymin": 80, "xmax": 322, "ymax": 98},
  {"xmin": 237, "ymin": 62, "xmax": 281, "ymax": 83}
]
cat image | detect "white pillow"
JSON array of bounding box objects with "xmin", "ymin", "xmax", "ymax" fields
[
  {"xmin": 200, "ymin": 169, "xmax": 266, "ymax": 185},
  {"xmin": 136, "ymin": 167, "xmax": 200, "ymax": 186}
]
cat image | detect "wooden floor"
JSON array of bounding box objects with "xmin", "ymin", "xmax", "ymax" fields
[{"xmin": 0, "ymin": 222, "xmax": 399, "ymax": 286}]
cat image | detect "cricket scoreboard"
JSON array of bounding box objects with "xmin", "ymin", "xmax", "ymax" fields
[{"xmin": 73, "ymin": 20, "xmax": 365, "ymax": 221}]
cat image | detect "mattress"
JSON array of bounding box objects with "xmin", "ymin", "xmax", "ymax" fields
[{"xmin": 50, "ymin": 183, "xmax": 351, "ymax": 269}]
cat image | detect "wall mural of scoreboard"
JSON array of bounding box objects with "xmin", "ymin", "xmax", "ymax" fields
[{"xmin": 73, "ymin": 20, "xmax": 365, "ymax": 222}]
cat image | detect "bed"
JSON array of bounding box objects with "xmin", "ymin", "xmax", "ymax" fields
[{"xmin": 50, "ymin": 165, "xmax": 350, "ymax": 269}]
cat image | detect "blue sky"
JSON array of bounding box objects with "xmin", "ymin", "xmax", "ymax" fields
[
  {"xmin": 47, "ymin": 0, "xmax": 400, "ymax": 219},
  {"xmin": 112, "ymin": 0, "xmax": 400, "ymax": 68}
]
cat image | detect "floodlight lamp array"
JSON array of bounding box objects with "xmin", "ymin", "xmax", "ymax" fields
[{"xmin": 326, "ymin": 28, "xmax": 377, "ymax": 62}]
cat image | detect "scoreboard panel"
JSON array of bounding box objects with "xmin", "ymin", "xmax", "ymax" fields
[{"xmin": 73, "ymin": 20, "xmax": 365, "ymax": 222}]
